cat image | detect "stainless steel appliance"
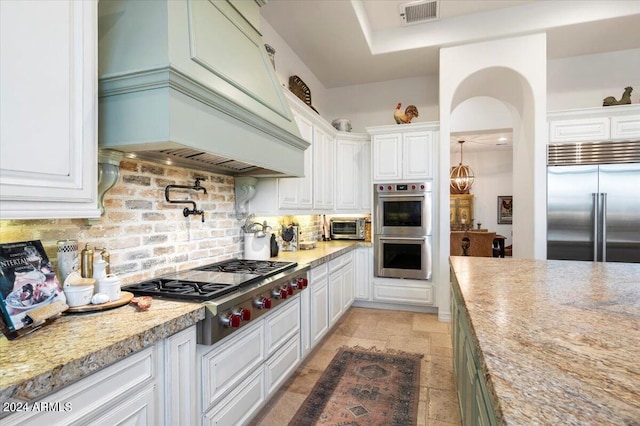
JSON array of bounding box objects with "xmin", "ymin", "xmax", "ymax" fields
[
  {"xmin": 123, "ymin": 259, "xmax": 309, "ymax": 345},
  {"xmin": 547, "ymin": 141, "xmax": 640, "ymax": 263},
  {"xmin": 374, "ymin": 182, "xmax": 433, "ymax": 279},
  {"xmin": 330, "ymin": 217, "xmax": 366, "ymax": 240}
]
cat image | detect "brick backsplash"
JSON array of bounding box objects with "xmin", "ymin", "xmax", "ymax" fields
[
  {"xmin": 0, "ymin": 158, "xmax": 243, "ymax": 285},
  {"xmin": 0, "ymin": 158, "xmax": 327, "ymax": 285}
]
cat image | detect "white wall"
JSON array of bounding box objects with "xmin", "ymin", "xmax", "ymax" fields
[
  {"xmin": 547, "ymin": 48, "xmax": 640, "ymax": 111},
  {"xmin": 260, "ymin": 19, "xmax": 329, "ymax": 115},
  {"xmin": 325, "ymin": 76, "xmax": 440, "ymax": 132}
]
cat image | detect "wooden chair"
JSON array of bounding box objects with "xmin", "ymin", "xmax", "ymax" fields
[{"xmin": 450, "ymin": 231, "xmax": 497, "ymax": 257}]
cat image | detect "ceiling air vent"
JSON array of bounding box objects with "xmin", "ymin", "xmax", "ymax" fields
[{"xmin": 400, "ymin": 0, "xmax": 439, "ymax": 25}]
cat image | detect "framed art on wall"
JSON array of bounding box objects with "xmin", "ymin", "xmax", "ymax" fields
[{"xmin": 497, "ymin": 195, "xmax": 513, "ymax": 224}]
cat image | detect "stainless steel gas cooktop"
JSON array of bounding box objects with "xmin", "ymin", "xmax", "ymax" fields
[{"xmin": 123, "ymin": 258, "xmax": 297, "ymax": 302}]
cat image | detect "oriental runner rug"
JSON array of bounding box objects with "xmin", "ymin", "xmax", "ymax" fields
[{"xmin": 289, "ymin": 347, "xmax": 423, "ymax": 426}]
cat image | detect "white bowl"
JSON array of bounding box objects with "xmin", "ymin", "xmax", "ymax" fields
[{"xmin": 63, "ymin": 284, "xmax": 94, "ymax": 307}]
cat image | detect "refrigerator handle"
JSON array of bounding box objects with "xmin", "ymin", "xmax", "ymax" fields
[
  {"xmin": 592, "ymin": 193, "xmax": 599, "ymax": 261},
  {"xmin": 601, "ymin": 193, "xmax": 607, "ymax": 263}
]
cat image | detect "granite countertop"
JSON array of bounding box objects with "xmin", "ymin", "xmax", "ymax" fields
[
  {"xmin": 0, "ymin": 240, "xmax": 364, "ymax": 407},
  {"xmin": 0, "ymin": 299, "xmax": 204, "ymax": 406},
  {"xmin": 449, "ymin": 256, "xmax": 640, "ymax": 425}
]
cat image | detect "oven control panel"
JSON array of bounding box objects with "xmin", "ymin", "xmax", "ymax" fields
[{"xmin": 375, "ymin": 182, "xmax": 431, "ymax": 193}]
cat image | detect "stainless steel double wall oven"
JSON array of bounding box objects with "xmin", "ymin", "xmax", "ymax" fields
[{"xmin": 374, "ymin": 182, "xmax": 432, "ymax": 279}]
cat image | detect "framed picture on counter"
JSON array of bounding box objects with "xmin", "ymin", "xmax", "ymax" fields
[{"xmin": 497, "ymin": 195, "xmax": 513, "ymax": 224}]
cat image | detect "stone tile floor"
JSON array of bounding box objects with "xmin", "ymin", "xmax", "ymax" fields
[{"xmin": 250, "ymin": 307, "xmax": 462, "ymax": 425}]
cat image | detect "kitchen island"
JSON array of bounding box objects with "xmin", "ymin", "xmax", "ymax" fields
[{"xmin": 450, "ymin": 256, "xmax": 640, "ymax": 425}]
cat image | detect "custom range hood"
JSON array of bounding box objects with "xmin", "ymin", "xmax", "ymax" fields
[{"xmin": 98, "ymin": 0, "xmax": 308, "ymax": 177}]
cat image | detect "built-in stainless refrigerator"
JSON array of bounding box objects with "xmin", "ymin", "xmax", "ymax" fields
[{"xmin": 547, "ymin": 141, "xmax": 640, "ymax": 263}]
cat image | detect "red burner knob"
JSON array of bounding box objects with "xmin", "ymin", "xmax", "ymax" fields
[
  {"xmin": 280, "ymin": 289, "xmax": 288, "ymax": 299},
  {"xmin": 255, "ymin": 297, "xmax": 272, "ymax": 309},
  {"xmin": 221, "ymin": 313, "xmax": 241, "ymax": 328},
  {"xmin": 286, "ymin": 286, "xmax": 294, "ymax": 295},
  {"xmin": 263, "ymin": 298, "xmax": 272, "ymax": 309},
  {"xmin": 297, "ymin": 277, "xmax": 308, "ymax": 288},
  {"xmin": 240, "ymin": 308, "xmax": 251, "ymax": 321}
]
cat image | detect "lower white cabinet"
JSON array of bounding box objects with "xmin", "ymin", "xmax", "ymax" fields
[
  {"xmin": 164, "ymin": 326, "xmax": 197, "ymax": 426},
  {"xmin": 203, "ymin": 367, "xmax": 265, "ymax": 426},
  {"xmin": 372, "ymin": 277, "xmax": 434, "ymax": 306},
  {"xmin": 328, "ymin": 252, "xmax": 355, "ymax": 325},
  {"xmin": 309, "ymin": 264, "xmax": 330, "ymax": 348},
  {"xmin": 199, "ymin": 296, "xmax": 302, "ymax": 425},
  {"xmin": 354, "ymin": 246, "xmax": 372, "ymax": 301},
  {"xmin": 1, "ymin": 347, "xmax": 157, "ymax": 426}
]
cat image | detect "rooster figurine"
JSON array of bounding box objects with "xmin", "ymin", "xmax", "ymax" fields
[{"xmin": 394, "ymin": 103, "xmax": 419, "ymax": 124}]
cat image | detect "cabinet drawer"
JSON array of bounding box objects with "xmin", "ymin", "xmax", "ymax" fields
[
  {"xmin": 2, "ymin": 347, "xmax": 156, "ymax": 426},
  {"xmin": 549, "ymin": 117, "xmax": 610, "ymax": 142},
  {"xmin": 328, "ymin": 255, "xmax": 345, "ymax": 271},
  {"xmin": 200, "ymin": 320, "xmax": 264, "ymax": 409},
  {"xmin": 265, "ymin": 336, "xmax": 301, "ymax": 394},
  {"xmin": 264, "ymin": 297, "xmax": 300, "ymax": 356},
  {"xmin": 203, "ymin": 367, "xmax": 265, "ymax": 426},
  {"xmin": 611, "ymin": 114, "xmax": 640, "ymax": 140},
  {"xmin": 310, "ymin": 263, "xmax": 328, "ymax": 280},
  {"xmin": 373, "ymin": 281, "xmax": 434, "ymax": 305}
]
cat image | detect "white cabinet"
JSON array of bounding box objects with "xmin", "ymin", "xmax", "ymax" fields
[
  {"xmin": 0, "ymin": 0, "xmax": 99, "ymax": 220},
  {"xmin": 368, "ymin": 123, "xmax": 438, "ymax": 182},
  {"xmin": 548, "ymin": 105, "xmax": 640, "ymax": 143},
  {"xmin": 2, "ymin": 344, "xmax": 159, "ymax": 426},
  {"xmin": 335, "ymin": 134, "xmax": 371, "ymax": 212},
  {"xmin": 199, "ymin": 296, "xmax": 302, "ymax": 424},
  {"xmin": 354, "ymin": 246, "xmax": 373, "ymax": 301},
  {"xmin": 328, "ymin": 252, "xmax": 355, "ymax": 326},
  {"xmin": 372, "ymin": 277, "xmax": 434, "ymax": 306},
  {"xmin": 163, "ymin": 326, "xmax": 197, "ymax": 426},
  {"xmin": 278, "ymin": 111, "xmax": 314, "ymax": 210},
  {"xmin": 309, "ymin": 264, "xmax": 330, "ymax": 348},
  {"xmin": 313, "ymin": 125, "xmax": 335, "ymax": 210}
]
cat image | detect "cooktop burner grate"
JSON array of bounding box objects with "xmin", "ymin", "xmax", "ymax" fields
[
  {"xmin": 124, "ymin": 279, "xmax": 239, "ymax": 301},
  {"xmin": 195, "ymin": 259, "xmax": 297, "ymax": 277}
]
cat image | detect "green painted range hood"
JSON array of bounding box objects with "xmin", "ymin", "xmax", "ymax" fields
[{"xmin": 98, "ymin": 0, "xmax": 308, "ymax": 177}]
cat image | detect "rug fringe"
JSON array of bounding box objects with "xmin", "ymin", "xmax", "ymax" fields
[{"xmin": 338, "ymin": 345, "xmax": 424, "ymax": 360}]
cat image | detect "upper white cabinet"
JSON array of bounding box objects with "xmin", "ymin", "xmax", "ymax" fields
[
  {"xmin": 313, "ymin": 125, "xmax": 335, "ymax": 210},
  {"xmin": 548, "ymin": 104, "xmax": 640, "ymax": 143},
  {"xmin": 0, "ymin": 0, "xmax": 99, "ymax": 220},
  {"xmin": 368, "ymin": 123, "xmax": 438, "ymax": 182},
  {"xmin": 336, "ymin": 133, "xmax": 371, "ymax": 212},
  {"xmin": 278, "ymin": 111, "xmax": 314, "ymax": 210}
]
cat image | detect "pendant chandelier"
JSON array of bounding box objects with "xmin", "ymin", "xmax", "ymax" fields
[{"xmin": 450, "ymin": 140, "xmax": 475, "ymax": 194}]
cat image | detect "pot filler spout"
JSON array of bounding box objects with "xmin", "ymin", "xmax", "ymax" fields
[{"xmin": 97, "ymin": 0, "xmax": 309, "ymax": 178}]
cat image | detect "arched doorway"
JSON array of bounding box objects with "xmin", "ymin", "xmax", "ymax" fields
[{"xmin": 435, "ymin": 34, "xmax": 547, "ymax": 321}]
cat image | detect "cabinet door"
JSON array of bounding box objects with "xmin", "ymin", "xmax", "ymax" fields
[
  {"xmin": 354, "ymin": 247, "xmax": 372, "ymax": 301},
  {"xmin": 611, "ymin": 114, "xmax": 640, "ymax": 140},
  {"xmin": 342, "ymin": 257, "xmax": 355, "ymax": 310},
  {"xmin": 279, "ymin": 112, "xmax": 313, "ymax": 209},
  {"xmin": 164, "ymin": 326, "xmax": 197, "ymax": 426},
  {"xmin": 264, "ymin": 297, "xmax": 300, "ymax": 357},
  {"xmin": 372, "ymin": 133, "xmax": 402, "ymax": 181},
  {"xmin": 203, "ymin": 367, "xmax": 265, "ymax": 426},
  {"xmin": 0, "ymin": 0, "xmax": 99, "ymax": 219},
  {"xmin": 335, "ymin": 139, "xmax": 360, "ymax": 210},
  {"xmin": 329, "ymin": 268, "xmax": 344, "ymax": 325},
  {"xmin": 310, "ymin": 272, "xmax": 329, "ymax": 347},
  {"xmin": 549, "ymin": 117, "xmax": 610, "ymax": 143},
  {"xmin": 403, "ymin": 131, "xmax": 433, "ymax": 179},
  {"xmin": 360, "ymin": 141, "xmax": 372, "ymax": 210},
  {"xmin": 313, "ymin": 126, "xmax": 335, "ymax": 210}
]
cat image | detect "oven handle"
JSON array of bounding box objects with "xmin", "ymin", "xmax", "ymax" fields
[
  {"xmin": 378, "ymin": 236, "xmax": 427, "ymax": 241},
  {"xmin": 377, "ymin": 193, "xmax": 427, "ymax": 199}
]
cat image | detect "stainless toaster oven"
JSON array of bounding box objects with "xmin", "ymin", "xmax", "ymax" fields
[{"xmin": 330, "ymin": 218, "xmax": 366, "ymax": 240}]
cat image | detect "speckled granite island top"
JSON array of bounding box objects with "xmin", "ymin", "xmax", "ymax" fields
[
  {"xmin": 450, "ymin": 256, "xmax": 640, "ymax": 425},
  {"xmin": 0, "ymin": 299, "xmax": 204, "ymax": 405}
]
